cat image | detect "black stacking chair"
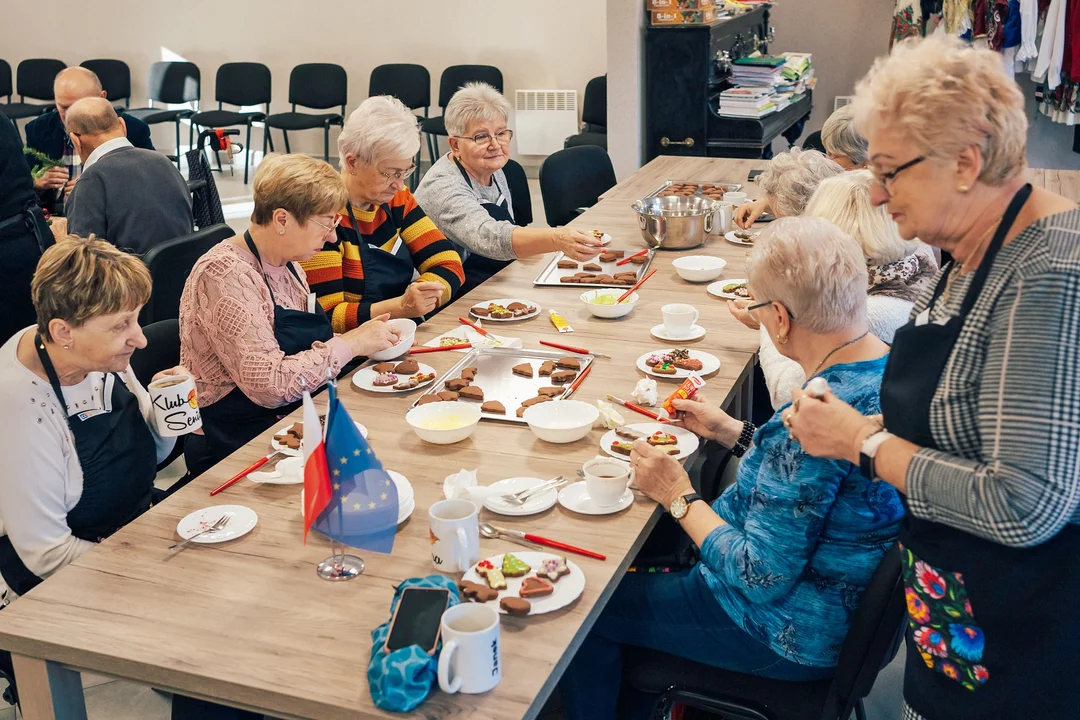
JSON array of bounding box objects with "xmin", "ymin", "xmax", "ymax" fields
[
  {"xmin": 127, "ymin": 61, "xmax": 202, "ymax": 169},
  {"xmin": 420, "ymin": 65, "xmax": 503, "ymax": 167},
  {"xmin": 80, "ymin": 59, "xmax": 131, "ymax": 107},
  {"xmin": 803, "ymin": 130, "xmax": 826, "ymax": 154},
  {"xmin": 369, "ymin": 63, "xmax": 431, "ymax": 187},
  {"xmin": 263, "ymin": 63, "xmax": 346, "ymax": 163},
  {"xmin": 140, "ymin": 223, "xmax": 233, "ymax": 325},
  {"xmin": 624, "ymin": 545, "xmax": 906, "ymax": 720},
  {"xmin": 565, "ymin": 75, "xmax": 607, "ymax": 150},
  {"xmin": 502, "ymin": 158, "xmax": 533, "ymax": 226},
  {"xmin": 129, "ymin": 318, "xmax": 186, "ymax": 471},
  {"xmin": 538, "ymin": 145, "xmax": 616, "ymax": 227},
  {"xmin": 189, "ymin": 62, "xmax": 272, "ymax": 183},
  {"xmin": 0, "ymin": 59, "xmax": 65, "ymax": 125}
]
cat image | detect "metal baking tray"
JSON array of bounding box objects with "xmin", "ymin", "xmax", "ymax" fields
[
  {"xmin": 533, "ymin": 248, "xmax": 655, "ymax": 289},
  {"xmin": 642, "ymin": 179, "xmax": 744, "ymax": 201},
  {"xmin": 408, "ymin": 347, "xmax": 593, "ymax": 424}
]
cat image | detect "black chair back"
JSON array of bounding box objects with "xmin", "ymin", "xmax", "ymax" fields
[
  {"xmin": 502, "ymin": 158, "xmax": 533, "ymax": 226},
  {"xmin": 538, "ymin": 145, "xmax": 616, "ymax": 227},
  {"xmin": 369, "ymin": 63, "xmax": 431, "ymax": 111},
  {"xmin": 140, "ymin": 223, "xmax": 234, "ymax": 325},
  {"xmin": 582, "ymin": 75, "xmax": 607, "ymax": 129},
  {"xmin": 81, "ymin": 59, "xmax": 131, "ymax": 105},
  {"xmin": 288, "ymin": 63, "xmax": 346, "ymax": 110},
  {"xmin": 215, "ymin": 62, "xmax": 271, "ymax": 108},
  {"xmin": 129, "ymin": 319, "xmax": 181, "ymax": 388},
  {"xmin": 437, "ymin": 65, "xmax": 503, "ymax": 108},
  {"xmin": 803, "ymin": 130, "xmax": 826, "ymax": 154},
  {"xmin": 146, "ymin": 61, "xmax": 200, "ymax": 105},
  {"xmin": 17, "ymin": 59, "xmax": 66, "ymax": 100},
  {"xmin": 0, "ymin": 60, "xmax": 12, "ymax": 99}
]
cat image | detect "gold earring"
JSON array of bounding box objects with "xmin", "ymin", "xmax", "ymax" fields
[
  {"xmin": 958, "ymin": 184, "xmax": 969, "ymax": 192},
  {"xmin": 777, "ymin": 335, "xmax": 788, "ymax": 345},
  {"xmin": 278, "ymin": 228, "xmax": 285, "ymax": 235}
]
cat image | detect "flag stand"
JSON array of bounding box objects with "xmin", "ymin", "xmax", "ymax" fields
[{"xmin": 314, "ymin": 372, "xmax": 365, "ymax": 581}]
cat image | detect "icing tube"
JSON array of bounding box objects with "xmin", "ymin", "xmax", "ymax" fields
[
  {"xmin": 549, "ymin": 309, "xmax": 574, "ymax": 333},
  {"xmin": 661, "ymin": 372, "xmax": 706, "ymax": 416}
]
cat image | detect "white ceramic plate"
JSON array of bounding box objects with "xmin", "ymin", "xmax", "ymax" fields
[
  {"xmin": 595, "ymin": 232, "xmax": 613, "ymax": 246},
  {"xmin": 176, "ymin": 505, "xmax": 258, "ymax": 544},
  {"xmin": 650, "ymin": 323, "xmax": 706, "ymax": 342},
  {"xmin": 270, "ymin": 421, "xmax": 368, "ymax": 457},
  {"xmin": 482, "ymin": 477, "xmax": 560, "ymax": 516},
  {"xmin": 461, "ymin": 552, "xmax": 585, "ymax": 615},
  {"xmin": 707, "ymin": 278, "xmax": 751, "ymax": 301},
  {"xmin": 469, "ymin": 298, "xmax": 542, "ymax": 322},
  {"xmin": 300, "ymin": 470, "xmax": 414, "ymax": 525},
  {"xmin": 725, "ymin": 230, "xmax": 759, "ymax": 246},
  {"xmin": 636, "ymin": 349, "xmax": 721, "ymax": 379},
  {"xmin": 422, "ymin": 325, "xmax": 523, "ymax": 351},
  {"xmin": 558, "ymin": 482, "xmax": 634, "ymax": 515},
  {"xmin": 600, "ymin": 422, "xmax": 700, "ymax": 461},
  {"xmin": 351, "ymin": 362, "xmax": 437, "ymax": 394}
]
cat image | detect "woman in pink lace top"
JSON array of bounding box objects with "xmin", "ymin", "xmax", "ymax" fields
[{"xmin": 179, "ymin": 155, "xmax": 399, "ymax": 477}]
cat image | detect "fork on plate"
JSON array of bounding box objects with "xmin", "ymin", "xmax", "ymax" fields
[{"xmin": 169, "ymin": 514, "xmax": 232, "ymax": 550}]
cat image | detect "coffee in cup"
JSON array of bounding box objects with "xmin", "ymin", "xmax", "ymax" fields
[
  {"xmin": 148, "ymin": 374, "xmax": 202, "ymax": 437},
  {"xmin": 582, "ymin": 458, "xmax": 635, "ymax": 507}
]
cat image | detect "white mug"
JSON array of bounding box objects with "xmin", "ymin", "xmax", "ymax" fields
[
  {"xmin": 582, "ymin": 457, "xmax": 636, "ymax": 507},
  {"xmin": 723, "ymin": 191, "xmax": 748, "ymax": 206},
  {"xmin": 713, "ymin": 200, "xmax": 734, "ymax": 233},
  {"xmin": 428, "ymin": 499, "xmax": 480, "ymax": 573},
  {"xmin": 661, "ymin": 303, "xmax": 699, "ymax": 338},
  {"xmin": 147, "ymin": 375, "xmax": 202, "ymax": 437},
  {"xmin": 438, "ymin": 603, "xmax": 501, "ymax": 695}
]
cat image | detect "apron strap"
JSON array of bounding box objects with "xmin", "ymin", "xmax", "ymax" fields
[
  {"xmin": 956, "ymin": 183, "xmax": 1033, "ymax": 316},
  {"xmin": 453, "ymin": 156, "xmax": 510, "ymax": 211}
]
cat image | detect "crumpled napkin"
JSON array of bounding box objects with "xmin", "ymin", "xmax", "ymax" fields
[
  {"xmin": 442, "ymin": 469, "xmax": 501, "ymax": 502},
  {"xmin": 248, "ymin": 455, "xmax": 303, "ymax": 484},
  {"xmin": 631, "ymin": 378, "xmax": 658, "ymax": 407},
  {"xmin": 594, "ymin": 400, "xmax": 625, "ymax": 429}
]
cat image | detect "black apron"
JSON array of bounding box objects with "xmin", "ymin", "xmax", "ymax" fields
[
  {"xmin": 187, "ymin": 232, "xmax": 334, "ymax": 476},
  {"xmin": 0, "ymin": 335, "xmax": 157, "ymax": 596},
  {"xmin": 346, "ymin": 200, "xmax": 422, "ymax": 317},
  {"xmin": 880, "ymin": 184, "xmax": 1080, "ymax": 718},
  {"xmin": 453, "ymin": 157, "xmax": 520, "ymax": 295}
]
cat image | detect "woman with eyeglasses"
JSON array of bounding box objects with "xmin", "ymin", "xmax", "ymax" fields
[
  {"xmin": 787, "ymin": 36, "xmax": 1080, "ymax": 720},
  {"xmin": 300, "ymin": 96, "xmax": 464, "ymax": 331},
  {"xmin": 178, "ymin": 154, "xmax": 400, "ymax": 477},
  {"xmin": 415, "ymin": 83, "xmax": 601, "ymax": 293}
]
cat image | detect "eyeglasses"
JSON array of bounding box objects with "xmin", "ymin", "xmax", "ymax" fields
[
  {"xmin": 309, "ymin": 214, "xmax": 341, "ymax": 237},
  {"xmin": 747, "ymin": 299, "xmax": 795, "ymax": 320},
  {"xmin": 870, "ymin": 156, "xmax": 925, "ymax": 193},
  {"xmin": 377, "ymin": 165, "xmax": 416, "ymax": 184},
  {"xmin": 453, "ymin": 129, "xmax": 514, "ymax": 146}
]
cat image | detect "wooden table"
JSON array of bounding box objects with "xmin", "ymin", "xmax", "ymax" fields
[
  {"xmin": 0, "ymin": 161, "xmax": 761, "ymax": 720},
  {"xmin": 601, "ymin": 156, "xmax": 768, "ymax": 203}
]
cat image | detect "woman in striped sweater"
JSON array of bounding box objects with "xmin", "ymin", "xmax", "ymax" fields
[{"xmin": 301, "ymin": 96, "xmax": 464, "ymax": 332}]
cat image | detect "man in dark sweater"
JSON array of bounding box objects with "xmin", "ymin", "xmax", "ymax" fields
[
  {"xmin": 64, "ymin": 98, "xmax": 192, "ymax": 255},
  {"xmin": 24, "ymin": 67, "xmax": 154, "ymax": 215}
]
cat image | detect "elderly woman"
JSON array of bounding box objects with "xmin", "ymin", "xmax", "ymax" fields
[
  {"xmin": 787, "ymin": 36, "xmax": 1080, "ymax": 720},
  {"xmin": 301, "ymin": 96, "xmax": 464, "ymax": 330},
  {"xmin": 734, "ymin": 147, "xmax": 843, "ymax": 228},
  {"xmin": 180, "ymin": 154, "xmax": 399, "ymax": 477},
  {"xmin": 560, "ymin": 217, "xmax": 903, "ymax": 720},
  {"xmin": 0, "ymin": 236, "xmax": 181, "ymax": 601},
  {"xmin": 414, "ymin": 83, "xmax": 601, "ymax": 292},
  {"xmin": 821, "ymin": 104, "xmax": 869, "ymax": 170},
  {"xmin": 732, "ymin": 170, "xmax": 937, "ymax": 408}
]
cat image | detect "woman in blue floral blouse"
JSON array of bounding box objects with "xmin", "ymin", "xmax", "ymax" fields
[{"xmin": 560, "ymin": 217, "xmax": 906, "ymax": 720}]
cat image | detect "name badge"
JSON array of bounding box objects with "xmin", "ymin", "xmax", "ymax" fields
[
  {"xmin": 77, "ymin": 408, "xmax": 109, "ymax": 421},
  {"xmin": 914, "ymin": 309, "xmax": 930, "ymax": 327},
  {"xmin": 307, "ymin": 292, "xmax": 317, "ymax": 314}
]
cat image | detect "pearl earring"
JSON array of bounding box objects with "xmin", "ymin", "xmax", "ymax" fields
[
  {"xmin": 958, "ymin": 184, "xmax": 970, "ymax": 192},
  {"xmin": 278, "ymin": 228, "xmax": 285, "ymax": 235}
]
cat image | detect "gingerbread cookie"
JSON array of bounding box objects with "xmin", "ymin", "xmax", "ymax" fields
[
  {"xmin": 445, "ymin": 378, "xmax": 470, "ymax": 391},
  {"xmin": 557, "ymin": 259, "xmax": 579, "ymax": 269},
  {"xmin": 501, "ymin": 553, "xmax": 531, "ymax": 577},
  {"xmin": 519, "ymin": 576, "xmax": 554, "ymax": 598},
  {"xmin": 373, "ymin": 362, "xmax": 397, "ymax": 373},
  {"xmin": 500, "ymin": 597, "xmax": 531, "ymax": 616},
  {"xmin": 539, "ymin": 360, "xmax": 557, "ymax": 376},
  {"xmin": 460, "ymin": 367, "xmax": 478, "ymax": 381},
  {"xmin": 394, "ymin": 359, "xmax": 419, "ymax": 375},
  {"xmin": 416, "ymin": 395, "xmax": 442, "ymax": 406},
  {"xmin": 458, "ymin": 385, "xmax": 484, "ymax": 401},
  {"xmin": 459, "ymin": 580, "xmax": 499, "ymax": 603},
  {"xmin": 550, "ymin": 370, "xmax": 577, "ymax": 384},
  {"xmin": 481, "ymin": 400, "xmax": 506, "ymax": 414},
  {"xmin": 437, "ymin": 390, "xmax": 459, "ymax": 401},
  {"xmin": 537, "ymin": 386, "xmax": 564, "ymax": 397},
  {"xmin": 476, "ymin": 559, "xmax": 507, "ymax": 590},
  {"xmin": 556, "ymin": 357, "xmax": 581, "ymax": 371},
  {"xmin": 540, "ymin": 557, "xmax": 570, "ymax": 582},
  {"xmin": 512, "ymin": 363, "xmax": 534, "ymax": 378}
]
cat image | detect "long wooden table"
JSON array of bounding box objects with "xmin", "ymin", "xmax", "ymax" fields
[{"xmin": 0, "ymin": 161, "xmax": 764, "ymax": 720}]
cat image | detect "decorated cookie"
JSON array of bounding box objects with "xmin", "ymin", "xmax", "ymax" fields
[
  {"xmin": 519, "ymin": 576, "xmax": 554, "ymax": 598},
  {"xmin": 372, "ymin": 372, "xmax": 399, "ymax": 386},
  {"xmin": 500, "ymin": 597, "xmax": 531, "ymax": 616},
  {"xmin": 476, "ymin": 559, "xmax": 507, "ymax": 590},
  {"xmin": 540, "ymin": 557, "xmax": 570, "ymax": 582},
  {"xmin": 501, "ymin": 553, "xmax": 531, "ymax": 577},
  {"xmin": 648, "ymin": 431, "xmax": 678, "ymax": 446}
]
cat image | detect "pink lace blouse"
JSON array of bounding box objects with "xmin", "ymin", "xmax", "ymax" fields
[{"xmin": 179, "ymin": 240, "xmax": 354, "ymax": 408}]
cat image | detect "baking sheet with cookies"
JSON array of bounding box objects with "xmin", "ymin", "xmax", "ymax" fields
[
  {"xmin": 533, "ymin": 247, "xmax": 655, "ymax": 289},
  {"xmin": 643, "ymin": 179, "xmax": 744, "ymax": 200},
  {"xmin": 408, "ymin": 347, "xmax": 593, "ymax": 424}
]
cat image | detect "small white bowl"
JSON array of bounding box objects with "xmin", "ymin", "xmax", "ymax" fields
[
  {"xmin": 523, "ymin": 400, "xmax": 599, "ymax": 443},
  {"xmin": 580, "ymin": 290, "xmax": 638, "ymax": 319},
  {"xmin": 370, "ymin": 318, "xmax": 417, "ymax": 361},
  {"xmin": 673, "ymin": 255, "xmax": 727, "ymax": 283},
  {"xmin": 405, "ymin": 401, "xmax": 481, "ymax": 444}
]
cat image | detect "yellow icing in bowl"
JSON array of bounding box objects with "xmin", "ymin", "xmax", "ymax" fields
[{"xmin": 416, "ymin": 415, "xmax": 472, "ymax": 431}]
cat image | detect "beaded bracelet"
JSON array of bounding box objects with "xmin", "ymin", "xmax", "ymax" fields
[{"xmin": 730, "ymin": 420, "xmax": 755, "ymax": 458}]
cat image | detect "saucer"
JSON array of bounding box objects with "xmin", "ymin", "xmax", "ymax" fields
[
  {"xmin": 483, "ymin": 477, "xmax": 559, "ymax": 516},
  {"xmin": 650, "ymin": 323, "xmax": 706, "ymax": 342},
  {"xmin": 557, "ymin": 482, "xmax": 634, "ymax": 515}
]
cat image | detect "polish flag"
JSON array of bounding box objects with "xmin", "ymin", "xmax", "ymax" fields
[{"xmin": 301, "ymin": 389, "xmax": 332, "ymax": 543}]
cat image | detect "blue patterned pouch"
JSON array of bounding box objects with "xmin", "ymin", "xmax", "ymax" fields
[{"xmin": 368, "ymin": 575, "xmax": 461, "ymax": 712}]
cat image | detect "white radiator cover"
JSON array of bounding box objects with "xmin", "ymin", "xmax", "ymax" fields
[{"xmin": 514, "ymin": 90, "xmax": 579, "ymax": 156}]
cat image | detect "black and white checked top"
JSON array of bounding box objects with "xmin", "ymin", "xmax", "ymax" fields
[{"xmin": 902, "ymin": 209, "xmax": 1080, "ymax": 548}]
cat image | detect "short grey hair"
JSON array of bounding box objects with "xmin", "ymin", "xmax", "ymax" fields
[
  {"xmin": 747, "ymin": 216, "xmax": 868, "ymax": 334},
  {"xmin": 337, "ymin": 95, "xmax": 421, "ymax": 169},
  {"xmin": 445, "ymin": 82, "xmax": 512, "ymax": 137},
  {"xmin": 758, "ymin": 148, "xmax": 844, "ymax": 218},
  {"xmin": 65, "ymin": 97, "xmax": 120, "ymax": 135},
  {"xmin": 821, "ymin": 105, "xmax": 868, "ymax": 166}
]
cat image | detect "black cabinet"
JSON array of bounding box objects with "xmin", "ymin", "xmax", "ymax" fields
[{"xmin": 644, "ymin": 6, "xmax": 812, "ymax": 161}]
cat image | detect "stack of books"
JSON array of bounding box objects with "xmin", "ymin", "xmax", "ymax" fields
[
  {"xmin": 730, "ymin": 55, "xmax": 786, "ymax": 88},
  {"xmin": 717, "ymin": 86, "xmax": 778, "ymax": 118}
]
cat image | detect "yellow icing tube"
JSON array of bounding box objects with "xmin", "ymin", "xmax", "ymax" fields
[{"xmin": 549, "ymin": 309, "xmax": 574, "ymax": 333}]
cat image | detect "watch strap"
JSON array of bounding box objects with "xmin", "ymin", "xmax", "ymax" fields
[{"xmin": 859, "ymin": 430, "xmax": 894, "ymax": 480}]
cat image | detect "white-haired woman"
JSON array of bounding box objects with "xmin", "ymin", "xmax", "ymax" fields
[
  {"xmin": 414, "ymin": 82, "xmax": 600, "ymax": 292},
  {"xmin": 300, "ymin": 96, "xmax": 464, "ymax": 331},
  {"xmin": 734, "ymin": 148, "xmax": 843, "ymax": 228},
  {"xmin": 732, "ymin": 170, "xmax": 938, "ymax": 408},
  {"xmin": 786, "ymin": 36, "xmax": 1080, "ymax": 720},
  {"xmin": 559, "ymin": 217, "xmax": 901, "ymax": 720},
  {"xmin": 821, "ymin": 105, "xmax": 869, "ymax": 170}
]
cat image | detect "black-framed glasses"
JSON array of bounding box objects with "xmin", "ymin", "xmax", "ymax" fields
[
  {"xmin": 871, "ymin": 155, "xmax": 925, "ymax": 193},
  {"xmin": 453, "ymin": 129, "xmax": 514, "ymax": 146},
  {"xmin": 747, "ymin": 299, "xmax": 795, "ymax": 320}
]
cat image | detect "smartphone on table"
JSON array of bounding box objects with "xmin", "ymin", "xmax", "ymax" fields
[
  {"xmin": 384, "ymin": 587, "xmax": 451, "ymax": 655},
  {"xmin": 747, "ymin": 169, "xmax": 764, "ymax": 182}
]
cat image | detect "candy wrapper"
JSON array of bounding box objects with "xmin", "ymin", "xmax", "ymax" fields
[
  {"xmin": 661, "ymin": 373, "xmax": 706, "ymax": 416},
  {"xmin": 631, "ymin": 378, "xmax": 658, "ymax": 407},
  {"xmin": 549, "ymin": 309, "xmax": 574, "ymax": 333},
  {"xmin": 594, "ymin": 400, "xmax": 626, "ymax": 429}
]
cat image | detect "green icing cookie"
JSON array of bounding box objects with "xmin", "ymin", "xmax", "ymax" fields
[{"xmin": 501, "ymin": 553, "xmax": 531, "ymax": 577}]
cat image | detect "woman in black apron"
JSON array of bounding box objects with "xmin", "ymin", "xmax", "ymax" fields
[{"xmin": 452, "ymin": 156, "xmax": 520, "ymax": 293}]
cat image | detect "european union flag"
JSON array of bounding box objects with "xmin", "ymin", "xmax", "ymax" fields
[{"xmin": 313, "ymin": 384, "xmax": 399, "ymax": 554}]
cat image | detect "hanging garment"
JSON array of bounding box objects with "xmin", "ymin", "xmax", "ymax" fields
[
  {"xmin": 892, "ymin": 0, "xmax": 926, "ymax": 45},
  {"xmin": 944, "ymin": 0, "xmax": 974, "ymax": 34},
  {"xmin": 1016, "ymin": 0, "xmax": 1039, "ymax": 58},
  {"xmin": 1034, "ymin": 0, "xmax": 1067, "ymax": 89}
]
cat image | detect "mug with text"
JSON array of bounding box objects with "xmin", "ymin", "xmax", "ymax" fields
[
  {"xmin": 148, "ymin": 375, "xmax": 202, "ymax": 437},
  {"xmin": 438, "ymin": 603, "xmax": 501, "ymax": 695},
  {"xmin": 428, "ymin": 499, "xmax": 480, "ymax": 573}
]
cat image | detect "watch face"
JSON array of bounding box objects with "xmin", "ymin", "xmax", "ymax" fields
[{"xmin": 670, "ymin": 496, "xmax": 688, "ymax": 519}]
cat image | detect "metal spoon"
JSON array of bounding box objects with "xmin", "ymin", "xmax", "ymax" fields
[{"xmin": 478, "ymin": 522, "xmax": 541, "ymax": 550}]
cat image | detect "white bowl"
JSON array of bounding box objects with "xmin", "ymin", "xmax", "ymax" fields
[
  {"xmin": 523, "ymin": 400, "xmax": 599, "ymax": 443},
  {"xmin": 673, "ymin": 255, "xmax": 727, "ymax": 283},
  {"xmin": 580, "ymin": 290, "xmax": 638, "ymax": 319},
  {"xmin": 369, "ymin": 318, "xmax": 417, "ymax": 361},
  {"xmin": 405, "ymin": 401, "xmax": 482, "ymax": 444}
]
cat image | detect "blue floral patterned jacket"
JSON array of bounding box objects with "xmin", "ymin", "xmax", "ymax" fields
[{"xmin": 698, "ymin": 356, "xmax": 904, "ymax": 667}]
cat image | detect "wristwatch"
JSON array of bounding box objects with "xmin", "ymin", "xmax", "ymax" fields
[
  {"xmin": 669, "ymin": 492, "xmax": 703, "ymax": 520},
  {"xmin": 859, "ymin": 430, "xmax": 895, "ymax": 480}
]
